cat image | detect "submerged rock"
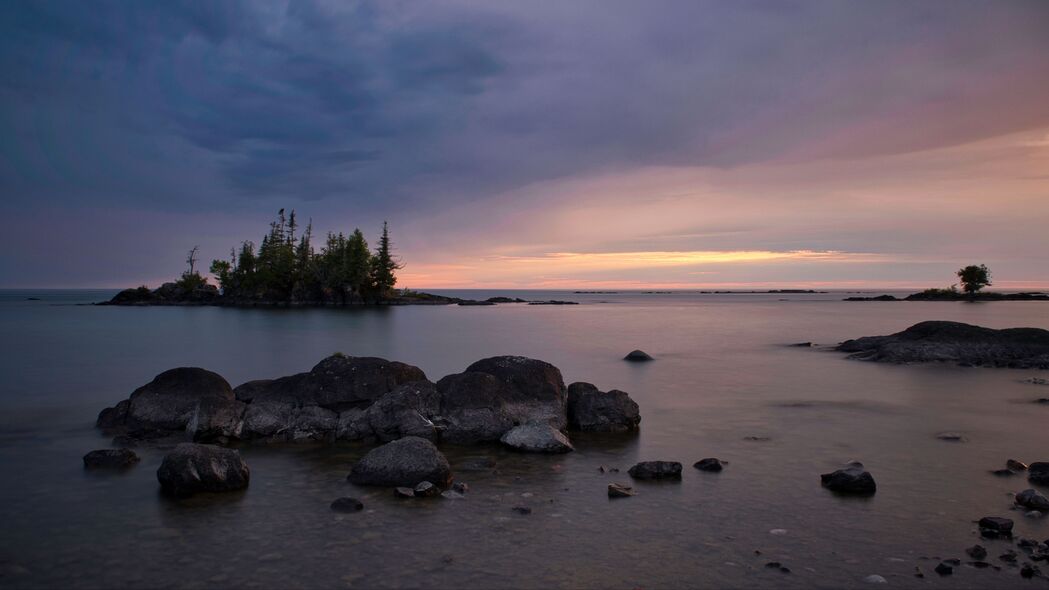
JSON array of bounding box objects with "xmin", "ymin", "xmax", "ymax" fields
[
  {"xmin": 566, "ymin": 382, "xmax": 640, "ymax": 432},
  {"xmin": 693, "ymin": 458, "xmax": 724, "ymax": 472},
  {"xmin": 348, "ymin": 436, "xmax": 452, "ymax": 488},
  {"xmin": 623, "ymin": 350, "xmax": 654, "ymax": 362},
  {"xmin": 156, "ymin": 443, "xmax": 250, "ymax": 496},
  {"xmin": 628, "ymin": 461, "xmax": 682, "ymax": 480},
  {"xmin": 1029, "ymin": 462, "xmax": 1049, "ymax": 485},
  {"xmin": 966, "ymin": 545, "xmax": 987, "ymax": 560},
  {"xmin": 500, "ymin": 423, "xmax": 574, "ymax": 453},
  {"xmin": 977, "ymin": 516, "xmax": 1013, "ymax": 537},
  {"xmin": 83, "ymin": 448, "xmax": 140, "ymax": 469},
  {"xmin": 1016, "ymin": 489, "xmax": 1049, "ymax": 511},
  {"xmin": 836, "ymin": 321, "xmax": 1049, "ymax": 368},
  {"xmin": 330, "ymin": 497, "xmax": 364, "ymax": 512},
  {"xmin": 608, "ymin": 483, "xmax": 635, "ymax": 498},
  {"xmin": 413, "ymin": 481, "xmax": 441, "ymax": 498},
  {"xmin": 820, "ymin": 462, "xmax": 877, "ymax": 495}
]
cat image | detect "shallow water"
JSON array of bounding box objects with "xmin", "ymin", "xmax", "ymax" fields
[{"xmin": 1, "ymin": 289, "xmax": 1048, "ymax": 589}]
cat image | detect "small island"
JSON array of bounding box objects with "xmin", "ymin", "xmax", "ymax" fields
[{"xmin": 844, "ymin": 264, "xmax": 1048, "ymax": 301}]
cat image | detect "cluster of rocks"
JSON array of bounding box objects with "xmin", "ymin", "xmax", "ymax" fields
[{"xmin": 95, "ymin": 354, "xmax": 641, "ymax": 447}]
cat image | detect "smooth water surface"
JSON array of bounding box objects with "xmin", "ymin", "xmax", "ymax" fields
[{"xmin": 1, "ymin": 289, "xmax": 1048, "ymax": 589}]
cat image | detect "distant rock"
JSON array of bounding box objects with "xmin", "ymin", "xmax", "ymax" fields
[
  {"xmin": 608, "ymin": 483, "xmax": 635, "ymax": 498},
  {"xmin": 934, "ymin": 562, "xmax": 953, "ymax": 576},
  {"xmin": 512, "ymin": 506, "xmax": 532, "ymax": 515},
  {"xmin": 820, "ymin": 462, "xmax": 876, "ymax": 495},
  {"xmin": 527, "ymin": 300, "xmax": 578, "ymax": 305},
  {"xmin": 623, "ymin": 350, "xmax": 654, "ymax": 362},
  {"xmin": 500, "ymin": 423, "xmax": 574, "ymax": 453},
  {"xmin": 83, "ymin": 448, "xmax": 139, "ymax": 469},
  {"xmin": 330, "ymin": 497, "xmax": 364, "ymax": 512},
  {"xmin": 935, "ymin": 432, "xmax": 967, "ymax": 442},
  {"xmin": 156, "ymin": 443, "xmax": 250, "ymax": 496},
  {"xmin": 789, "ymin": 342, "xmax": 815, "ymax": 347},
  {"xmin": 863, "ymin": 574, "xmax": 887, "ymax": 584},
  {"xmin": 1030, "ymin": 462, "xmax": 1049, "ymax": 485},
  {"xmin": 693, "ymin": 458, "xmax": 724, "ymax": 472},
  {"xmin": 457, "ymin": 300, "xmax": 495, "ymax": 306},
  {"xmin": 628, "ymin": 461, "xmax": 682, "ymax": 480},
  {"xmin": 566, "ymin": 382, "xmax": 640, "ymax": 432},
  {"xmin": 347, "ymin": 436, "xmax": 452, "ymax": 488},
  {"xmin": 836, "ymin": 321, "xmax": 1049, "ymax": 368},
  {"xmin": 1016, "ymin": 488, "xmax": 1049, "ymax": 511},
  {"xmin": 843, "ymin": 295, "xmax": 899, "ymax": 302},
  {"xmin": 485, "ymin": 297, "xmax": 527, "ymax": 303}
]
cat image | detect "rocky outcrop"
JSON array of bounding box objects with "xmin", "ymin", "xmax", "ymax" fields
[
  {"xmin": 97, "ymin": 367, "xmax": 236, "ymax": 436},
  {"xmin": 156, "ymin": 443, "xmax": 250, "ymax": 496},
  {"xmin": 836, "ymin": 321, "xmax": 1049, "ymax": 368},
  {"xmin": 106, "ymin": 283, "xmax": 220, "ymax": 306},
  {"xmin": 347, "ymin": 436, "xmax": 452, "ymax": 488},
  {"xmin": 434, "ymin": 372, "xmax": 517, "ymax": 444},
  {"xmin": 463, "ymin": 356, "xmax": 568, "ymax": 430},
  {"xmin": 83, "ymin": 448, "xmax": 139, "ymax": 469},
  {"xmin": 566, "ymin": 382, "xmax": 640, "ymax": 432},
  {"xmin": 820, "ymin": 462, "xmax": 876, "ymax": 495},
  {"xmin": 500, "ymin": 422, "xmax": 574, "ymax": 453}
]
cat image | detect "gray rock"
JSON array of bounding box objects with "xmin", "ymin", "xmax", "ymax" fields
[
  {"xmin": 1008, "ymin": 459, "xmax": 1029, "ymax": 471},
  {"xmin": 330, "ymin": 497, "xmax": 363, "ymax": 512},
  {"xmin": 353, "ymin": 381, "xmax": 441, "ymax": 443},
  {"xmin": 240, "ymin": 401, "xmax": 338, "ymax": 441},
  {"xmin": 156, "ymin": 443, "xmax": 250, "ymax": 496},
  {"xmin": 977, "ymin": 516, "xmax": 1013, "ymax": 536},
  {"xmin": 1016, "ymin": 489, "xmax": 1049, "ymax": 511},
  {"xmin": 435, "ymin": 372, "xmax": 517, "ymax": 444},
  {"xmin": 821, "ymin": 462, "xmax": 877, "ymax": 495},
  {"xmin": 98, "ymin": 367, "xmax": 235, "ymax": 434},
  {"xmin": 394, "ymin": 487, "xmax": 415, "ymax": 498},
  {"xmin": 1029, "ymin": 462, "xmax": 1049, "ymax": 485},
  {"xmin": 836, "ymin": 321, "xmax": 1049, "ymax": 368},
  {"xmin": 414, "ymin": 481, "xmax": 440, "ymax": 497},
  {"xmin": 966, "ymin": 545, "xmax": 987, "ymax": 560},
  {"xmin": 463, "ymin": 356, "xmax": 567, "ymax": 430},
  {"xmin": 441, "ymin": 490, "xmax": 465, "ymax": 499},
  {"xmin": 348, "ymin": 436, "xmax": 452, "ymax": 487},
  {"xmin": 608, "ymin": 483, "xmax": 635, "ymax": 498},
  {"xmin": 187, "ymin": 397, "xmax": 246, "ymax": 442},
  {"xmin": 500, "ymin": 423, "xmax": 574, "ymax": 453},
  {"xmin": 83, "ymin": 448, "xmax": 139, "ymax": 469},
  {"xmin": 628, "ymin": 461, "xmax": 682, "ymax": 480},
  {"xmin": 623, "ymin": 350, "xmax": 654, "ymax": 362},
  {"xmin": 566, "ymin": 382, "xmax": 640, "ymax": 432},
  {"xmin": 693, "ymin": 458, "xmax": 724, "ymax": 472}
]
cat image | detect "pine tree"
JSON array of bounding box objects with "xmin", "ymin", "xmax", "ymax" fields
[{"xmin": 370, "ymin": 221, "xmax": 402, "ymax": 298}]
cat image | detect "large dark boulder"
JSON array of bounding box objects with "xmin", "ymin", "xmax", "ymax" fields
[
  {"xmin": 623, "ymin": 350, "xmax": 654, "ymax": 362},
  {"xmin": 820, "ymin": 462, "xmax": 877, "ymax": 495},
  {"xmin": 628, "ymin": 461, "xmax": 682, "ymax": 480},
  {"xmin": 348, "ymin": 436, "xmax": 452, "ymax": 487},
  {"xmin": 340, "ymin": 381, "xmax": 441, "ymax": 443},
  {"xmin": 240, "ymin": 401, "xmax": 338, "ymax": 441},
  {"xmin": 434, "ymin": 372, "xmax": 517, "ymax": 444},
  {"xmin": 836, "ymin": 321, "xmax": 1049, "ymax": 368},
  {"xmin": 500, "ymin": 422, "xmax": 574, "ymax": 453},
  {"xmin": 97, "ymin": 368, "xmax": 236, "ymax": 434},
  {"xmin": 156, "ymin": 443, "xmax": 250, "ymax": 496},
  {"xmin": 566, "ymin": 382, "xmax": 640, "ymax": 432},
  {"xmin": 463, "ymin": 356, "xmax": 567, "ymax": 429},
  {"xmin": 235, "ymin": 354, "xmax": 427, "ymax": 412},
  {"xmin": 83, "ymin": 448, "xmax": 140, "ymax": 469}
]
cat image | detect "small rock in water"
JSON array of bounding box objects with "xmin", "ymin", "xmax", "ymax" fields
[
  {"xmin": 789, "ymin": 342, "xmax": 815, "ymax": 347},
  {"xmin": 693, "ymin": 458, "xmax": 724, "ymax": 472},
  {"xmin": 451, "ymin": 482, "xmax": 468, "ymax": 494},
  {"xmin": 511, "ymin": 506, "xmax": 532, "ymax": 515},
  {"xmin": 934, "ymin": 562, "xmax": 953, "ymax": 576},
  {"xmin": 966, "ymin": 545, "xmax": 988, "ymax": 560},
  {"xmin": 1029, "ymin": 462, "xmax": 1049, "ymax": 485},
  {"xmin": 935, "ymin": 432, "xmax": 967, "ymax": 442},
  {"xmin": 820, "ymin": 462, "xmax": 877, "ymax": 495},
  {"xmin": 978, "ymin": 516, "xmax": 1014, "ymax": 538},
  {"xmin": 1016, "ymin": 488, "xmax": 1049, "ymax": 511},
  {"xmin": 500, "ymin": 422, "xmax": 574, "ymax": 454},
  {"xmin": 394, "ymin": 487, "xmax": 415, "ymax": 498},
  {"xmin": 330, "ymin": 497, "xmax": 364, "ymax": 513},
  {"xmin": 1007, "ymin": 459, "xmax": 1029, "ymax": 471},
  {"xmin": 414, "ymin": 481, "xmax": 441, "ymax": 498},
  {"xmin": 628, "ymin": 461, "xmax": 683, "ymax": 480},
  {"xmin": 1025, "ymin": 510, "xmax": 1043, "ymax": 519},
  {"xmin": 743, "ymin": 436, "xmax": 771, "ymax": 442},
  {"xmin": 623, "ymin": 350, "xmax": 654, "ymax": 362},
  {"xmin": 764, "ymin": 561, "xmax": 782, "ymax": 569},
  {"xmin": 83, "ymin": 448, "xmax": 140, "ymax": 469},
  {"xmin": 608, "ymin": 483, "xmax": 635, "ymax": 498},
  {"xmin": 598, "ymin": 465, "xmax": 620, "ymax": 473},
  {"xmin": 863, "ymin": 574, "xmax": 887, "ymax": 584}
]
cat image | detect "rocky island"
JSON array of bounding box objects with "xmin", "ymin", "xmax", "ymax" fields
[{"xmin": 836, "ymin": 321, "xmax": 1049, "ymax": 369}]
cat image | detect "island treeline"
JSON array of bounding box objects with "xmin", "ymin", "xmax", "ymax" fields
[{"xmin": 207, "ymin": 210, "xmax": 401, "ymax": 304}]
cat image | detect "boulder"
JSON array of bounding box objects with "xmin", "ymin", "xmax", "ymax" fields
[
  {"xmin": 463, "ymin": 356, "xmax": 567, "ymax": 429},
  {"xmin": 628, "ymin": 461, "xmax": 682, "ymax": 480},
  {"xmin": 236, "ymin": 355, "xmax": 427, "ymax": 412},
  {"xmin": 98, "ymin": 368, "xmax": 235, "ymax": 434},
  {"xmin": 836, "ymin": 321, "xmax": 1049, "ymax": 368},
  {"xmin": 500, "ymin": 423, "xmax": 574, "ymax": 453},
  {"xmin": 820, "ymin": 462, "xmax": 877, "ymax": 495},
  {"xmin": 83, "ymin": 448, "xmax": 139, "ymax": 469},
  {"xmin": 240, "ymin": 401, "xmax": 337, "ymax": 441},
  {"xmin": 693, "ymin": 458, "xmax": 724, "ymax": 472},
  {"xmin": 566, "ymin": 382, "xmax": 640, "ymax": 432},
  {"xmin": 435, "ymin": 372, "xmax": 517, "ymax": 444},
  {"xmin": 187, "ymin": 398, "xmax": 246, "ymax": 442},
  {"xmin": 1016, "ymin": 489, "xmax": 1049, "ymax": 511},
  {"xmin": 1029, "ymin": 462, "xmax": 1049, "ymax": 485},
  {"xmin": 347, "ymin": 436, "xmax": 452, "ymax": 487},
  {"xmin": 342, "ymin": 381, "xmax": 440, "ymax": 443},
  {"xmin": 623, "ymin": 350, "xmax": 654, "ymax": 362},
  {"xmin": 156, "ymin": 443, "xmax": 250, "ymax": 496}
]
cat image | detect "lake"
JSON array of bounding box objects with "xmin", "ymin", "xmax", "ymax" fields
[{"xmin": 1, "ymin": 289, "xmax": 1047, "ymax": 589}]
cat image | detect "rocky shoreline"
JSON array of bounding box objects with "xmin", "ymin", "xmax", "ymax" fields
[
  {"xmin": 845, "ymin": 292, "xmax": 1049, "ymax": 302},
  {"xmin": 836, "ymin": 321, "xmax": 1049, "ymax": 369}
]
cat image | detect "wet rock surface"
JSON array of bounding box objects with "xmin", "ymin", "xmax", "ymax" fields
[
  {"xmin": 500, "ymin": 423, "xmax": 574, "ymax": 453},
  {"xmin": 693, "ymin": 458, "xmax": 724, "ymax": 472},
  {"xmin": 836, "ymin": 321, "xmax": 1049, "ymax": 368},
  {"xmin": 83, "ymin": 448, "xmax": 139, "ymax": 469},
  {"xmin": 156, "ymin": 443, "xmax": 250, "ymax": 496},
  {"xmin": 348, "ymin": 437, "xmax": 452, "ymax": 488},
  {"xmin": 628, "ymin": 461, "xmax": 682, "ymax": 480},
  {"xmin": 623, "ymin": 349, "xmax": 654, "ymax": 361},
  {"xmin": 566, "ymin": 382, "xmax": 640, "ymax": 432},
  {"xmin": 820, "ymin": 462, "xmax": 877, "ymax": 495}
]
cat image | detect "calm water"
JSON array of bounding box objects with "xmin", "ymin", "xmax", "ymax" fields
[{"xmin": 1, "ymin": 289, "xmax": 1048, "ymax": 589}]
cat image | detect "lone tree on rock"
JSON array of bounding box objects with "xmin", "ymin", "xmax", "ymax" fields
[{"xmin": 956, "ymin": 264, "xmax": 991, "ymax": 297}]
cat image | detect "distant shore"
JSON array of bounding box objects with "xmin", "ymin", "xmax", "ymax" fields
[{"xmin": 844, "ymin": 291, "xmax": 1048, "ymax": 302}]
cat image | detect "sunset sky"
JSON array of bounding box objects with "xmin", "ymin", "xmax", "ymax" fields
[{"xmin": 2, "ymin": 1, "xmax": 1048, "ymax": 289}]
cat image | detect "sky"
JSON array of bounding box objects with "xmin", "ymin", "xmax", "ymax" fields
[{"xmin": 2, "ymin": 0, "xmax": 1048, "ymax": 290}]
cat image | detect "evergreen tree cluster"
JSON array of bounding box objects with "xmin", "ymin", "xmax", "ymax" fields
[{"xmin": 209, "ymin": 210, "xmax": 403, "ymax": 303}]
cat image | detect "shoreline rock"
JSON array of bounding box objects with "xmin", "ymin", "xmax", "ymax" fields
[
  {"xmin": 347, "ymin": 437, "xmax": 452, "ymax": 488},
  {"xmin": 820, "ymin": 462, "xmax": 876, "ymax": 495},
  {"xmin": 500, "ymin": 423, "xmax": 574, "ymax": 453},
  {"xmin": 157, "ymin": 443, "xmax": 250, "ymax": 496},
  {"xmin": 83, "ymin": 448, "xmax": 140, "ymax": 469}
]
